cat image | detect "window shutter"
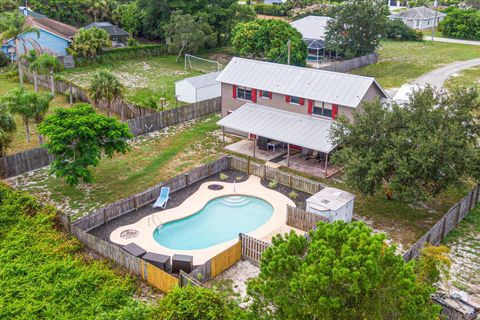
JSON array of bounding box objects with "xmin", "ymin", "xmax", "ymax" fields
[
  {"xmin": 251, "ymin": 89, "xmax": 257, "ymax": 103},
  {"xmin": 259, "ymin": 90, "xmax": 263, "ymax": 97},
  {"xmin": 332, "ymin": 104, "xmax": 338, "ymax": 119},
  {"xmin": 299, "ymin": 98, "xmax": 305, "ymax": 106},
  {"xmin": 285, "ymin": 95, "xmax": 290, "ymax": 103},
  {"xmin": 268, "ymin": 91, "xmax": 272, "ymax": 99},
  {"xmin": 232, "ymin": 85, "xmax": 237, "ymax": 99},
  {"xmin": 307, "ymin": 100, "xmax": 313, "ymax": 114}
]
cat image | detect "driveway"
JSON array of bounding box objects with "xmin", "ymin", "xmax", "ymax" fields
[
  {"xmin": 411, "ymin": 58, "xmax": 480, "ymax": 87},
  {"xmin": 424, "ymin": 36, "xmax": 480, "ymax": 46}
]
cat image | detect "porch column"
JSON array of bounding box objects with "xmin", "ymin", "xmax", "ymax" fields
[
  {"xmin": 287, "ymin": 144, "xmax": 290, "ymax": 167},
  {"xmin": 222, "ymin": 127, "xmax": 225, "ymax": 145},
  {"xmin": 324, "ymin": 152, "xmax": 329, "ymax": 177}
]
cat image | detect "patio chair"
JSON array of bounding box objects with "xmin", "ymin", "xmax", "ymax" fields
[
  {"xmin": 307, "ymin": 151, "xmax": 319, "ymax": 160},
  {"xmin": 153, "ymin": 187, "xmax": 170, "ymax": 209},
  {"xmin": 300, "ymin": 148, "xmax": 313, "ymax": 159}
]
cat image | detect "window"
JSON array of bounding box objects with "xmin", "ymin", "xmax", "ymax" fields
[
  {"xmin": 290, "ymin": 96, "xmax": 301, "ymax": 104},
  {"xmin": 237, "ymin": 87, "xmax": 252, "ymax": 101},
  {"xmin": 313, "ymin": 102, "xmax": 332, "ymax": 118},
  {"xmin": 261, "ymin": 90, "xmax": 270, "ymax": 99}
]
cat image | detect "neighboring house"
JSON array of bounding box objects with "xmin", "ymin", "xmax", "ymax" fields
[
  {"xmin": 264, "ymin": 0, "xmax": 287, "ymax": 4},
  {"xmin": 389, "ymin": 6, "xmax": 446, "ymax": 30},
  {"xmin": 175, "ymin": 71, "xmax": 221, "ymax": 104},
  {"xmin": 290, "ymin": 16, "xmax": 333, "ymax": 62},
  {"xmin": 216, "ymin": 58, "xmax": 388, "ymax": 176},
  {"xmin": 84, "ymin": 22, "xmax": 130, "ymax": 47},
  {"xmin": 1, "ymin": 7, "xmax": 77, "ymax": 59}
]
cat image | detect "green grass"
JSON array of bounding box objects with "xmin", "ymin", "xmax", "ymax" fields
[
  {"xmin": 59, "ymin": 55, "xmax": 202, "ymax": 110},
  {"xmin": 12, "ymin": 114, "xmax": 223, "ymax": 219},
  {"xmin": 0, "ymin": 183, "xmax": 153, "ymax": 319},
  {"xmin": 443, "ymin": 205, "xmax": 480, "ymax": 244},
  {"xmin": 444, "ymin": 65, "xmax": 480, "ymax": 91},
  {"xmin": 352, "ymin": 40, "xmax": 480, "ymax": 89}
]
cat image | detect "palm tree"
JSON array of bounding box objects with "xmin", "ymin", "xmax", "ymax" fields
[
  {"xmin": 2, "ymin": 87, "xmax": 34, "ymax": 142},
  {"xmin": 0, "ymin": 12, "xmax": 41, "ymax": 86},
  {"xmin": 88, "ymin": 69, "xmax": 125, "ymax": 119},
  {"xmin": 33, "ymin": 53, "xmax": 62, "ymax": 97},
  {"xmin": 25, "ymin": 50, "xmax": 39, "ymax": 92},
  {"xmin": 31, "ymin": 93, "xmax": 53, "ymax": 145},
  {"xmin": 0, "ymin": 102, "xmax": 16, "ymax": 156}
]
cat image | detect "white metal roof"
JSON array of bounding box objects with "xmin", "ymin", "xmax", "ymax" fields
[
  {"xmin": 306, "ymin": 187, "xmax": 355, "ymax": 211},
  {"xmin": 216, "ymin": 57, "xmax": 387, "ymax": 108},
  {"xmin": 176, "ymin": 71, "xmax": 221, "ymax": 89},
  {"xmin": 290, "ymin": 16, "xmax": 332, "ymax": 41},
  {"xmin": 217, "ymin": 103, "xmax": 336, "ymax": 153}
]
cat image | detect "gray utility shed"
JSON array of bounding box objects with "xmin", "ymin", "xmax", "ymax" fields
[{"xmin": 306, "ymin": 187, "xmax": 355, "ymax": 222}]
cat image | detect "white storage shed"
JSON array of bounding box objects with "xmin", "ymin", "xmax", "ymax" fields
[
  {"xmin": 175, "ymin": 71, "xmax": 221, "ymax": 104},
  {"xmin": 306, "ymin": 187, "xmax": 355, "ymax": 222}
]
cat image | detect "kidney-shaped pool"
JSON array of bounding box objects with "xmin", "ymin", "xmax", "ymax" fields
[{"xmin": 153, "ymin": 195, "xmax": 273, "ymax": 250}]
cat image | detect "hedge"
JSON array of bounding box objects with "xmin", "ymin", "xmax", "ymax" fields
[{"xmin": 253, "ymin": 3, "xmax": 289, "ymax": 16}]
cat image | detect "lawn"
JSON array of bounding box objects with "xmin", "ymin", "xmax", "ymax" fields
[
  {"xmin": 9, "ymin": 114, "xmax": 224, "ymax": 220},
  {"xmin": 444, "ymin": 65, "xmax": 480, "ymax": 91},
  {"xmin": 59, "ymin": 55, "xmax": 202, "ymax": 110},
  {"xmin": 352, "ymin": 40, "xmax": 480, "ymax": 89},
  {"xmin": 0, "ymin": 183, "xmax": 155, "ymax": 319}
]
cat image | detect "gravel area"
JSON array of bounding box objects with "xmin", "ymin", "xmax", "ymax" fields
[{"xmin": 260, "ymin": 179, "xmax": 310, "ymax": 209}]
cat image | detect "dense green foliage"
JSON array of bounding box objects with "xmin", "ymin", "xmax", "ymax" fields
[
  {"xmin": 75, "ymin": 45, "xmax": 167, "ymax": 67},
  {"xmin": 440, "ymin": 7, "xmax": 480, "ymax": 40},
  {"xmin": 39, "ymin": 104, "xmax": 133, "ymax": 186},
  {"xmin": 0, "ymin": 51, "xmax": 8, "ymax": 67},
  {"xmin": 0, "ymin": 102, "xmax": 15, "ymax": 156},
  {"xmin": 247, "ymin": 221, "xmax": 441, "ymax": 319},
  {"xmin": 72, "ymin": 27, "xmax": 112, "ymax": 59},
  {"xmin": 0, "ymin": 183, "xmax": 150, "ymax": 319},
  {"xmin": 386, "ymin": 20, "xmax": 423, "ymax": 41},
  {"xmin": 152, "ymin": 285, "xmax": 245, "ymax": 320},
  {"xmin": 253, "ymin": 3, "xmax": 289, "ymax": 16},
  {"xmin": 88, "ymin": 69, "xmax": 125, "ymax": 117},
  {"xmin": 232, "ymin": 19, "xmax": 307, "ymax": 66},
  {"xmin": 331, "ymin": 86, "xmax": 480, "ymax": 202},
  {"xmin": 325, "ymin": 0, "xmax": 389, "ymax": 58},
  {"xmin": 27, "ymin": 0, "xmax": 91, "ymax": 26}
]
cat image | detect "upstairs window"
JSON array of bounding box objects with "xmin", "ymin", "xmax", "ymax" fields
[
  {"xmin": 290, "ymin": 96, "xmax": 301, "ymax": 104},
  {"xmin": 237, "ymin": 87, "xmax": 252, "ymax": 101},
  {"xmin": 313, "ymin": 102, "xmax": 333, "ymax": 118},
  {"xmin": 261, "ymin": 90, "xmax": 271, "ymax": 99}
]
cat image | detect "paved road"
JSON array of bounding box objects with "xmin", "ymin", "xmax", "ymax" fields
[
  {"xmin": 423, "ymin": 36, "xmax": 480, "ymax": 46},
  {"xmin": 411, "ymin": 57, "xmax": 480, "ymax": 87}
]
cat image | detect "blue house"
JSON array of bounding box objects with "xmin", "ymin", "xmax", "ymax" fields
[{"xmin": 1, "ymin": 7, "xmax": 78, "ymax": 60}]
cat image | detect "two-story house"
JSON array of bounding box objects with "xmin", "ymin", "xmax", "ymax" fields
[{"xmin": 216, "ymin": 57, "xmax": 388, "ymax": 177}]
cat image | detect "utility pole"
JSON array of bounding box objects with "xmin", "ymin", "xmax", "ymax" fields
[
  {"xmin": 287, "ymin": 40, "xmax": 291, "ymax": 65},
  {"xmin": 431, "ymin": 0, "xmax": 439, "ymax": 41}
]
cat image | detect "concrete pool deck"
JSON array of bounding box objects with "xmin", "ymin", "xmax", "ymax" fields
[{"xmin": 110, "ymin": 176, "xmax": 295, "ymax": 265}]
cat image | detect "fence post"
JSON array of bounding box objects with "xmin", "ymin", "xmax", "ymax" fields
[
  {"xmin": 455, "ymin": 203, "xmax": 461, "ymax": 227},
  {"xmin": 247, "ymin": 157, "xmax": 251, "ymax": 175},
  {"xmin": 185, "ymin": 173, "xmax": 189, "ymax": 187},
  {"xmin": 134, "ymin": 195, "xmax": 139, "ymax": 211},
  {"xmin": 103, "ymin": 208, "xmax": 108, "ymax": 225},
  {"xmin": 289, "ymin": 174, "xmax": 292, "ymax": 187},
  {"xmin": 67, "ymin": 214, "xmax": 71, "ymax": 234},
  {"xmin": 440, "ymin": 216, "xmax": 448, "ymax": 240}
]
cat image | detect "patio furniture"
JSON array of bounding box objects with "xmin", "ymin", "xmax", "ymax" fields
[
  {"xmin": 172, "ymin": 254, "xmax": 193, "ymax": 273},
  {"xmin": 123, "ymin": 243, "xmax": 147, "ymax": 258},
  {"xmin": 267, "ymin": 140, "xmax": 281, "ymax": 153},
  {"xmin": 307, "ymin": 151, "xmax": 319, "ymax": 161},
  {"xmin": 143, "ymin": 252, "xmax": 171, "ymax": 272},
  {"xmin": 153, "ymin": 187, "xmax": 170, "ymax": 209},
  {"xmin": 300, "ymin": 148, "xmax": 313, "ymax": 158}
]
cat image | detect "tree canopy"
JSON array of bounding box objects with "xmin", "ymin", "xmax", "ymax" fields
[
  {"xmin": 88, "ymin": 69, "xmax": 125, "ymax": 118},
  {"xmin": 331, "ymin": 86, "xmax": 480, "ymax": 202},
  {"xmin": 440, "ymin": 8, "xmax": 480, "ymax": 41},
  {"xmin": 39, "ymin": 104, "xmax": 133, "ymax": 186},
  {"xmin": 247, "ymin": 221, "xmax": 441, "ymax": 320},
  {"xmin": 325, "ymin": 0, "xmax": 389, "ymax": 58},
  {"xmin": 0, "ymin": 102, "xmax": 16, "ymax": 156},
  {"xmin": 232, "ymin": 19, "xmax": 307, "ymax": 66},
  {"xmin": 72, "ymin": 27, "xmax": 111, "ymax": 59}
]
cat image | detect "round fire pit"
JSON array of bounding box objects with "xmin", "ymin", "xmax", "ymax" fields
[
  {"xmin": 120, "ymin": 229, "xmax": 139, "ymax": 239},
  {"xmin": 208, "ymin": 184, "xmax": 224, "ymax": 190}
]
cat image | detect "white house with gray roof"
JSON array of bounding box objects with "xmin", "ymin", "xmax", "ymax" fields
[
  {"xmin": 389, "ymin": 6, "xmax": 446, "ymax": 30},
  {"xmin": 216, "ymin": 58, "xmax": 388, "ymax": 177}
]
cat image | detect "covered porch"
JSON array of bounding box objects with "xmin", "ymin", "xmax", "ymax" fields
[{"xmin": 218, "ymin": 104, "xmax": 340, "ymax": 178}]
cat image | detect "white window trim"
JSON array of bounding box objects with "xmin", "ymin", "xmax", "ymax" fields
[
  {"xmin": 289, "ymin": 96, "xmax": 301, "ymax": 105},
  {"xmin": 261, "ymin": 91, "xmax": 271, "ymax": 99},
  {"xmin": 236, "ymin": 86, "xmax": 253, "ymax": 102}
]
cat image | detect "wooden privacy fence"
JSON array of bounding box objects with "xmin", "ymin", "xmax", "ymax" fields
[
  {"xmin": 72, "ymin": 156, "xmax": 229, "ymax": 229},
  {"xmin": 316, "ymin": 53, "xmax": 378, "ymax": 73},
  {"xmin": 143, "ymin": 260, "xmax": 179, "ymax": 293},
  {"xmin": 403, "ymin": 183, "xmax": 480, "ymax": 262},
  {"xmin": 211, "ymin": 240, "xmax": 242, "ymax": 278},
  {"xmin": 240, "ymin": 233, "xmax": 271, "ymax": 267},
  {"xmin": 0, "ymin": 147, "xmax": 53, "ymax": 179},
  {"xmin": 229, "ymin": 156, "xmax": 325, "ymax": 195},
  {"xmin": 286, "ymin": 205, "xmax": 329, "ymax": 231}
]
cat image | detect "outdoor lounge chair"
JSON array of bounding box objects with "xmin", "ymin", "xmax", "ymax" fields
[{"xmin": 153, "ymin": 187, "xmax": 170, "ymax": 209}]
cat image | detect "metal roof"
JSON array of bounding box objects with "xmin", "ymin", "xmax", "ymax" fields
[
  {"xmin": 290, "ymin": 16, "xmax": 332, "ymax": 41},
  {"xmin": 85, "ymin": 22, "xmax": 130, "ymax": 37},
  {"xmin": 217, "ymin": 103, "xmax": 336, "ymax": 153},
  {"xmin": 216, "ymin": 57, "xmax": 387, "ymax": 108},
  {"xmin": 389, "ymin": 6, "xmax": 446, "ymax": 20},
  {"xmin": 306, "ymin": 187, "xmax": 355, "ymax": 211},
  {"xmin": 176, "ymin": 71, "xmax": 221, "ymax": 89}
]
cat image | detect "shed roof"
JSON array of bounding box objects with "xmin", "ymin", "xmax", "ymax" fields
[
  {"xmin": 176, "ymin": 71, "xmax": 221, "ymax": 89},
  {"xmin": 290, "ymin": 16, "xmax": 332, "ymax": 41},
  {"xmin": 217, "ymin": 103, "xmax": 336, "ymax": 153},
  {"xmin": 216, "ymin": 57, "xmax": 388, "ymax": 108},
  {"xmin": 306, "ymin": 187, "xmax": 355, "ymax": 211},
  {"xmin": 85, "ymin": 22, "xmax": 130, "ymax": 37},
  {"xmin": 390, "ymin": 6, "xmax": 446, "ymax": 20}
]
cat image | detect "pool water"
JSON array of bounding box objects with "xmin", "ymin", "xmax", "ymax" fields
[{"xmin": 153, "ymin": 195, "xmax": 273, "ymax": 250}]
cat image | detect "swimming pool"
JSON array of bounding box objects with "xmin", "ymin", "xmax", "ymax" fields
[{"xmin": 153, "ymin": 195, "xmax": 273, "ymax": 250}]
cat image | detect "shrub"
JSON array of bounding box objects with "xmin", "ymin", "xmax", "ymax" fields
[
  {"xmin": 127, "ymin": 37, "xmax": 139, "ymax": 47},
  {"xmin": 0, "ymin": 51, "xmax": 9, "ymax": 67},
  {"xmin": 253, "ymin": 3, "xmax": 289, "ymax": 16},
  {"xmin": 268, "ymin": 180, "xmax": 278, "ymax": 189},
  {"xmin": 75, "ymin": 44, "xmax": 167, "ymax": 67},
  {"xmin": 386, "ymin": 20, "xmax": 423, "ymax": 41},
  {"xmin": 440, "ymin": 8, "xmax": 480, "ymax": 40},
  {"xmin": 288, "ymin": 191, "xmax": 298, "ymax": 200},
  {"xmin": 219, "ymin": 173, "xmax": 229, "ymax": 180}
]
